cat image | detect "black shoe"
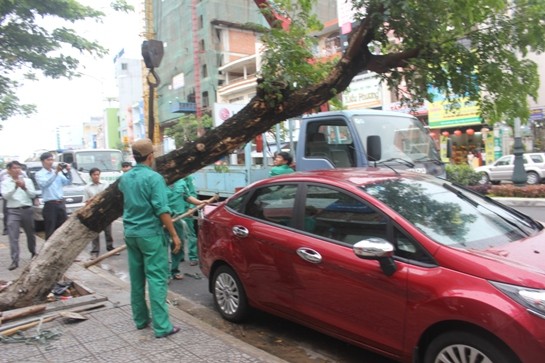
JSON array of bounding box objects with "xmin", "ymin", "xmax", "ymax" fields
[
  {"xmin": 155, "ymin": 326, "xmax": 180, "ymax": 338},
  {"xmin": 136, "ymin": 319, "xmax": 151, "ymax": 330},
  {"xmin": 8, "ymin": 262, "xmax": 18, "ymax": 271},
  {"xmin": 107, "ymin": 248, "xmax": 121, "ymax": 255}
]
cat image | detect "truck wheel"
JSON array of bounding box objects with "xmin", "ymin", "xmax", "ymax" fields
[
  {"xmin": 212, "ymin": 265, "xmax": 248, "ymax": 323},
  {"xmin": 526, "ymin": 171, "xmax": 540, "ymax": 185},
  {"xmin": 424, "ymin": 331, "xmax": 520, "ymax": 363}
]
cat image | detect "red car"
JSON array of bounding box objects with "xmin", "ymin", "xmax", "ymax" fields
[{"xmin": 198, "ymin": 168, "xmax": 545, "ymax": 363}]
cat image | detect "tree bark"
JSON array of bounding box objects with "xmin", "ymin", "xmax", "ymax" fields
[{"xmin": 0, "ymin": 17, "xmax": 421, "ymax": 310}]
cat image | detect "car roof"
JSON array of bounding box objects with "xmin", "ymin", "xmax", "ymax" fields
[{"xmin": 254, "ymin": 167, "xmax": 431, "ymax": 189}]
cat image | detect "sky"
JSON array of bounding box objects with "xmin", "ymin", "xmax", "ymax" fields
[{"xmin": 0, "ymin": 0, "xmax": 143, "ymax": 160}]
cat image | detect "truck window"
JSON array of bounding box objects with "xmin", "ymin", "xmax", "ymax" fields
[{"xmin": 305, "ymin": 123, "xmax": 355, "ymax": 167}]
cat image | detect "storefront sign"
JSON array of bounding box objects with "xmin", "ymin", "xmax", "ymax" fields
[
  {"xmin": 530, "ymin": 107, "xmax": 544, "ymax": 121},
  {"xmin": 386, "ymin": 101, "xmax": 428, "ymax": 117},
  {"xmin": 342, "ymin": 73, "xmax": 382, "ymax": 109},
  {"xmin": 427, "ymin": 87, "xmax": 482, "ymax": 128},
  {"xmin": 213, "ymin": 103, "xmax": 246, "ymax": 127}
]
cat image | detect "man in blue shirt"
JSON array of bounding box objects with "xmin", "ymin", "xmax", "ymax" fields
[{"xmin": 35, "ymin": 152, "xmax": 72, "ymax": 240}]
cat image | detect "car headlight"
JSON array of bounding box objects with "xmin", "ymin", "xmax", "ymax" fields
[{"xmin": 490, "ymin": 281, "xmax": 545, "ymax": 319}]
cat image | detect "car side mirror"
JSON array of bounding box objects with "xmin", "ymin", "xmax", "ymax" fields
[{"xmin": 353, "ymin": 238, "xmax": 397, "ymax": 276}]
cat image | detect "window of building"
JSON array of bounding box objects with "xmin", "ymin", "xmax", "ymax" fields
[
  {"xmin": 202, "ymin": 91, "xmax": 209, "ymax": 108},
  {"xmin": 200, "ymin": 39, "xmax": 205, "ymax": 51},
  {"xmin": 121, "ymin": 63, "xmax": 128, "ymax": 70},
  {"xmin": 202, "ymin": 64, "xmax": 208, "ymax": 78},
  {"xmin": 198, "ymin": 15, "xmax": 203, "ymax": 29}
]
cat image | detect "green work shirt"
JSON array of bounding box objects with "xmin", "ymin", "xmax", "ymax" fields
[
  {"xmin": 185, "ymin": 175, "xmax": 197, "ymax": 198},
  {"xmin": 168, "ymin": 178, "xmax": 190, "ymax": 215},
  {"xmin": 269, "ymin": 164, "xmax": 294, "ymax": 177},
  {"xmin": 119, "ymin": 163, "xmax": 171, "ymax": 238}
]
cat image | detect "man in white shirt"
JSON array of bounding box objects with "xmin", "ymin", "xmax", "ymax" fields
[
  {"xmin": 1, "ymin": 161, "xmax": 37, "ymax": 270},
  {"xmin": 1, "ymin": 167, "xmax": 8, "ymax": 235},
  {"xmin": 84, "ymin": 167, "xmax": 116, "ymax": 259}
]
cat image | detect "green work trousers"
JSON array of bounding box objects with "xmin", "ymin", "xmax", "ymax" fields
[
  {"xmin": 185, "ymin": 217, "xmax": 198, "ymax": 261},
  {"xmin": 169, "ymin": 219, "xmax": 186, "ymax": 277},
  {"xmin": 125, "ymin": 234, "xmax": 173, "ymax": 337}
]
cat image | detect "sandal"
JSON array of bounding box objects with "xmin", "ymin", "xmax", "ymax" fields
[{"xmin": 171, "ymin": 273, "xmax": 184, "ymax": 280}]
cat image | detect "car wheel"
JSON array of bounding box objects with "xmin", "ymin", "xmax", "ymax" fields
[
  {"xmin": 424, "ymin": 331, "xmax": 520, "ymax": 363},
  {"xmin": 526, "ymin": 171, "xmax": 540, "ymax": 185},
  {"xmin": 478, "ymin": 172, "xmax": 490, "ymax": 185},
  {"xmin": 212, "ymin": 265, "xmax": 248, "ymax": 323}
]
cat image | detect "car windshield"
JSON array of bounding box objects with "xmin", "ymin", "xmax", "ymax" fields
[
  {"xmin": 75, "ymin": 151, "xmax": 122, "ymax": 172},
  {"xmin": 362, "ymin": 177, "xmax": 542, "ymax": 249}
]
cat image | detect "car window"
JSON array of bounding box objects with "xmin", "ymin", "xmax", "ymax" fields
[
  {"xmin": 394, "ymin": 227, "xmax": 435, "ymax": 265},
  {"xmin": 530, "ymin": 154, "xmax": 544, "ymax": 163},
  {"xmin": 303, "ymin": 185, "xmax": 387, "ymax": 245},
  {"xmin": 495, "ymin": 156, "xmax": 512, "ymax": 166},
  {"xmin": 226, "ymin": 192, "xmax": 247, "ymax": 213},
  {"xmin": 243, "ymin": 184, "xmax": 297, "ymax": 226}
]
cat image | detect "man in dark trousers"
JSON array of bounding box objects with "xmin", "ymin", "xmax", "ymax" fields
[
  {"xmin": 118, "ymin": 138, "xmax": 182, "ymax": 338},
  {"xmin": 35, "ymin": 152, "xmax": 72, "ymax": 240}
]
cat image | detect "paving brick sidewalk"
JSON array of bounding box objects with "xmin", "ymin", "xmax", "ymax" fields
[{"xmin": 0, "ymin": 233, "xmax": 287, "ymax": 363}]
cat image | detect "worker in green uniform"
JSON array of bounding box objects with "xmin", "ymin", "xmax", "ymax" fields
[
  {"xmin": 167, "ymin": 175, "xmax": 205, "ymax": 279},
  {"xmin": 269, "ymin": 152, "xmax": 295, "ymax": 176},
  {"xmin": 118, "ymin": 138, "xmax": 182, "ymax": 338},
  {"xmin": 184, "ymin": 175, "xmax": 203, "ymax": 265}
]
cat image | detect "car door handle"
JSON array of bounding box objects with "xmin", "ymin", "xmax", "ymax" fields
[
  {"xmin": 296, "ymin": 248, "xmax": 322, "ymax": 264},
  {"xmin": 232, "ymin": 225, "xmax": 249, "ymax": 238}
]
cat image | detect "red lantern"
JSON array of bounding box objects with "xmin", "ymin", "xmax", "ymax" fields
[
  {"xmin": 454, "ymin": 130, "xmax": 462, "ymax": 136},
  {"xmin": 466, "ymin": 129, "xmax": 475, "ymax": 136},
  {"xmin": 442, "ymin": 131, "xmax": 449, "ymax": 137}
]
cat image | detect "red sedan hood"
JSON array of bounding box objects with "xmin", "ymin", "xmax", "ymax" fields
[{"xmin": 463, "ymin": 235, "xmax": 545, "ymax": 285}]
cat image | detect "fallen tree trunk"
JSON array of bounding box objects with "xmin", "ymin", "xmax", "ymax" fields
[{"xmin": 0, "ymin": 14, "xmax": 405, "ymax": 310}]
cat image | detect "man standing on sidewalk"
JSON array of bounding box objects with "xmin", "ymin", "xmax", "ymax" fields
[
  {"xmin": 1, "ymin": 166, "xmax": 9, "ymax": 235},
  {"xmin": 1, "ymin": 161, "xmax": 37, "ymax": 270},
  {"xmin": 35, "ymin": 152, "xmax": 72, "ymax": 240},
  {"xmin": 84, "ymin": 168, "xmax": 117, "ymax": 259},
  {"xmin": 118, "ymin": 138, "xmax": 181, "ymax": 338}
]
